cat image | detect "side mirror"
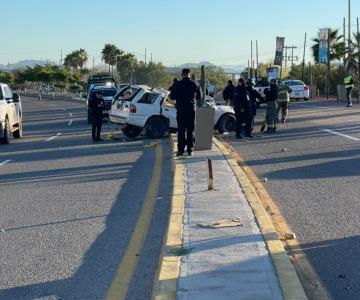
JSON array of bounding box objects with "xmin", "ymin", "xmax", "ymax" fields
[
  {"xmin": 13, "ymin": 93, "xmax": 20, "ymax": 103},
  {"xmin": 82, "ymin": 93, "xmax": 87, "ymax": 99}
]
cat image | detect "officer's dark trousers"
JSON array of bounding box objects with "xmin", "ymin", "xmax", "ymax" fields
[
  {"xmin": 346, "ymin": 87, "xmax": 353, "ymax": 106},
  {"xmin": 92, "ymin": 116, "xmax": 102, "ymax": 140},
  {"xmin": 177, "ymin": 110, "xmax": 195, "ymax": 153},
  {"xmin": 234, "ymin": 107, "xmax": 244, "ymax": 137},
  {"xmin": 234, "ymin": 107, "xmax": 252, "ymax": 137}
]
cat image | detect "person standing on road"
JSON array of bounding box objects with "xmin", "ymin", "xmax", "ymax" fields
[
  {"xmin": 170, "ymin": 68, "xmax": 202, "ymax": 156},
  {"xmin": 261, "ymin": 79, "xmax": 278, "ymax": 133},
  {"xmin": 89, "ymin": 90, "xmax": 105, "ymax": 142},
  {"xmin": 222, "ymin": 80, "xmax": 235, "ymax": 106},
  {"xmin": 344, "ymin": 74, "xmax": 354, "ymax": 107},
  {"xmin": 276, "ymin": 80, "xmax": 292, "ymax": 123},
  {"xmin": 169, "ymin": 78, "xmax": 178, "ymax": 92},
  {"xmin": 246, "ymin": 79, "xmax": 263, "ymax": 134},
  {"xmin": 233, "ymin": 78, "xmax": 253, "ymax": 138}
]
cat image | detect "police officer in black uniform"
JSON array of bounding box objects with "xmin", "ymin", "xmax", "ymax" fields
[
  {"xmin": 246, "ymin": 79, "xmax": 263, "ymax": 135},
  {"xmin": 89, "ymin": 90, "xmax": 105, "ymax": 142},
  {"xmin": 233, "ymin": 78, "xmax": 252, "ymax": 138},
  {"xmin": 222, "ymin": 80, "xmax": 235, "ymax": 106},
  {"xmin": 170, "ymin": 68, "xmax": 202, "ymax": 156}
]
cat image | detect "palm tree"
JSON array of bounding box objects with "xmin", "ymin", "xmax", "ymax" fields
[
  {"xmin": 64, "ymin": 52, "xmax": 77, "ymax": 70},
  {"xmin": 75, "ymin": 48, "xmax": 88, "ymax": 70},
  {"xmin": 102, "ymin": 44, "xmax": 123, "ymax": 75},
  {"xmin": 116, "ymin": 53, "xmax": 137, "ymax": 83},
  {"xmin": 311, "ymin": 29, "xmax": 346, "ymax": 64}
]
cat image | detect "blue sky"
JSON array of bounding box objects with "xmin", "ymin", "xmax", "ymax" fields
[{"xmin": 1, "ymin": 0, "xmax": 358, "ymax": 66}]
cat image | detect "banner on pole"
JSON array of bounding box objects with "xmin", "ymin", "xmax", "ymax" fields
[
  {"xmin": 319, "ymin": 28, "xmax": 329, "ymax": 64},
  {"xmin": 274, "ymin": 37, "xmax": 285, "ymax": 66}
]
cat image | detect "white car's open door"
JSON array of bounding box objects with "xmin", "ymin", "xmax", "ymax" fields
[{"xmin": 162, "ymin": 96, "xmax": 177, "ymax": 129}]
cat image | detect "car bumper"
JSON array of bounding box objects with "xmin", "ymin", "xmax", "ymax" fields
[
  {"xmin": 290, "ymin": 91, "xmax": 310, "ymax": 99},
  {"xmin": 109, "ymin": 113, "xmax": 128, "ymax": 125}
]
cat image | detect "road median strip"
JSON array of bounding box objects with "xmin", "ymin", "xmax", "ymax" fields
[
  {"xmin": 213, "ymin": 137, "xmax": 333, "ymax": 300},
  {"xmin": 153, "ymin": 136, "xmax": 184, "ymax": 300},
  {"xmin": 213, "ymin": 137, "xmax": 308, "ymax": 300}
]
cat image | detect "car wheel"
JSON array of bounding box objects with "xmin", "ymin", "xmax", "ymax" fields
[
  {"xmin": 121, "ymin": 124, "xmax": 142, "ymax": 138},
  {"xmin": 218, "ymin": 114, "xmax": 236, "ymax": 133},
  {"xmin": 1, "ymin": 118, "xmax": 10, "ymax": 144},
  {"xmin": 87, "ymin": 110, "xmax": 92, "ymax": 124},
  {"xmin": 13, "ymin": 119, "xmax": 23, "ymax": 139},
  {"xmin": 304, "ymin": 97, "xmax": 309, "ymax": 101},
  {"xmin": 146, "ymin": 116, "xmax": 167, "ymax": 138}
]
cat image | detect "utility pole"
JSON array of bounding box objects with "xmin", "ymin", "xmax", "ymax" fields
[
  {"xmin": 92, "ymin": 57, "xmax": 95, "ymax": 73},
  {"xmin": 357, "ymin": 17, "xmax": 360, "ymax": 79},
  {"xmin": 343, "ymin": 17, "xmax": 346, "ymax": 70},
  {"xmin": 302, "ymin": 33, "xmax": 307, "ymax": 81},
  {"xmin": 145, "ymin": 48, "xmax": 147, "ymax": 66},
  {"xmin": 247, "ymin": 60, "xmax": 250, "ymax": 79},
  {"xmin": 60, "ymin": 49, "xmax": 63, "ymax": 66},
  {"xmin": 256, "ymin": 40, "xmax": 259, "ymax": 78},
  {"xmin": 151, "ymin": 53, "xmax": 153, "ymax": 63},
  {"xmin": 284, "ymin": 46, "xmax": 298, "ymax": 71},
  {"xmin": 250, "ymin": 40, "xmax": 253, "ymax": 78},
  {"xmin": 348, "ymin": 0, "xmax": 351, "ymax": 61}
]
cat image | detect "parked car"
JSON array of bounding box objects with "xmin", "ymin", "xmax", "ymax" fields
[
  {"xmin": 86, "ymin": 87, "xmax": 118, "ymax": 123},
  {"xmin": 0, "ymin": 83, "xmax": 22, "ymax": 144},
  {"xmin": 283, "ymin": 80, "xmax": 310, "ymax": 101},
  {"xmin": 86, "ymin": 74, "xmax": 117, "ymax": 95},
  {"xmin": 109, "ymin": 85, "xmax": 236, "ymax": 138}
]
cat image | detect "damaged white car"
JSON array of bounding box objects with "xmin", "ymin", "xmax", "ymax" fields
[{"xmin": 109, "ymin": 85, "xmax": 235, "ymax": 138}]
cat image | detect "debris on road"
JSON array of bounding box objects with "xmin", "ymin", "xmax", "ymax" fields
[
  {"xmin": 197, "ymin": 217, "xmax": 243, "ymax": 229},
  {"xmin": 284, "ymin": 232, "xmax": 296, "ymax": 240}
]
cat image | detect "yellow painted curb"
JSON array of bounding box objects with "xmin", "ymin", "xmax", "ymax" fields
[
  {"xmin": 152, "ymin": 136, "xmax": 185, "ymax": 300},
  {"xmin": 106, "ymin": 140, "xmax": 163, "ymax": 300},
  {"xmin": 213, "ymin": 137, "xmax": 308, "ymax": 300}
]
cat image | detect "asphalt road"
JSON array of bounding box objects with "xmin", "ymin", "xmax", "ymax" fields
[
  {"xmin": 0, "ymin": 96, "xmax": 173, "ymax": 300},
  {"xmin": 222, "ymin": 100, "xmax": 360, "ymax": 300}
]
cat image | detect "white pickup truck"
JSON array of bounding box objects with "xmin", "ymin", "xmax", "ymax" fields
[
  {"xmin": 109, "ymin": 85, "xmax": 235, "ymax": 138},
  {"xmin": 0, "ymin": 83, "xmax": 23, "ymax": 144}
]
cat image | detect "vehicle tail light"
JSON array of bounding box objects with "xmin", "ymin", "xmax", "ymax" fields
[
  {"xmin": 304, "ymin": 85, "xmax": 309, "ymax": 91},
  {"xmin": 130, "ymin": 104, "xmax": 137, "ymax": 113}
]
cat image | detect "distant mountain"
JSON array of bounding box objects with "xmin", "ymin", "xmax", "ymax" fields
[
  {"xmin": 220, "ymin": 65, "xmax": 246, "ymax": 74},
  {"xmin": 166, "ymin": 61, "xmax": 245, "ymax": 74},
  {"xmin": 0, "ymin": 59, "xmax": 51, "ymax": 70}
]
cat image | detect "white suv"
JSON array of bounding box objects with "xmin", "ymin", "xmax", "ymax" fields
[
  {"xmin": 109, "ymin": 85, "xmax": 235, "ymax": 138},
  {"xmin": 0, "ymin": 83, "xmax": 23, "ymax": 144}
]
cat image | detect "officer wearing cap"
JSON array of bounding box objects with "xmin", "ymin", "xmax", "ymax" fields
[
  {"xmin": 170, "ymin": 68, "xmax": 202, "ymax": 156},
  {"xmin": 233, "ymin": 78, "xmax": 252, "ymax": 138},
  {"xmin": 89, "ymin": 90, "xmax": 105, "ymax": 142}
]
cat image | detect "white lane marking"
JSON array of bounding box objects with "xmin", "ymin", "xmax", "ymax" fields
[
  {"xmin": 320, "ymin": 128, "xmax": 360, "ymax": 141},
  {"xmin": 45, "ymin": 132, "xmax": 62, "ymax": 142},
  {"xmin": 67, "ymin": 112, "xmax": 73, "ymax": 126},
  {"xmin": 0, "ymin": 159, "xmax": 12, "ymax": 167}
]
